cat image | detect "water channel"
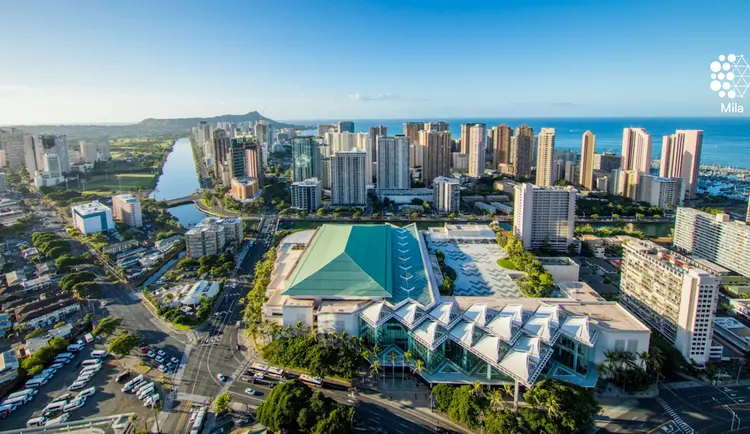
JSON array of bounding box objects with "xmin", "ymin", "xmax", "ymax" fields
[{"xmin": 151, "ymin": 137, "xmax": 207, "ymax": 227}]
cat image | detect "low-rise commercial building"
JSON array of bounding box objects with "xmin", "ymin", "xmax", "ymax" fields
[
  {"xmin": 180, "ymin": 280, "xmax": 221, "ymax": 305},
  {"xmin": 71, "ymin": 201, "xmax": 114, "ymax": 235},
  {"xmin": 713, "ymin": 317, "xmax": 750, "ymax": 353},
  {"xmin": 185, "ymin": 217, "xmax": 243, "ymax": 258},
  {"xmin": 0, "ymin": 349, "xmax": 19, "ymax": 385},
  {"xmin": 263, "ymin": 223, "xmax": 651, "ymax": 389}
]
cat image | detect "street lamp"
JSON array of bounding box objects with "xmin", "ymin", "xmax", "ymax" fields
[{"xmin": 714, "ymin": 397, "xmax": 740, "ymax": 431}]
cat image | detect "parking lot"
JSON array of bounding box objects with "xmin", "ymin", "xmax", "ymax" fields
[{"xmin": 1, "ymin": 343, "xmax": 171, "ymax": 430}]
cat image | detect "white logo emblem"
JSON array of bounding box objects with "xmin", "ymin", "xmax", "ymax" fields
[{"xmin": 710, "ymin": 54, "xmax": 749, "ymax": 99}]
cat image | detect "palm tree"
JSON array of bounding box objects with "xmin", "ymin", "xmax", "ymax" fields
[
  {"xmin": 402, "ymin": 351, "xmax": 412, "ymax": 386},
  {"xmin": 502, "ymin": 383, "xmax": 514, "ymax": 398},
  {"xmin": 370, "ymin": 359, "xmax": 381, "ymax": 384},
  {"xmin": 470, "ymin": 381, "xmax": 484, "ymax": 398},
  {"xmin": 414, "ymin": 359, "xmax": 425, "ymax": 379},
  {"xmin": 389, "ymin": 351, "xmax": 397, "ymax": 387},
  {"xmin": 489, "ymin": 389, "xmax": 505, "ymax": 411}
]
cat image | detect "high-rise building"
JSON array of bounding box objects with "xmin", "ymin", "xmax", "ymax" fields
[
  {"xmin": 317, "ymin": 124, "xmax": 337, "ymax": 137},
  {"xmin": 338, "ymin": 121, "xmax": 355, "ymax": 133},
  {"xmin": 579, "ymin": 131, "xmax": 596, "ymax": 190},
  {"xmin": 619, "ymin": 239, "xmax": 721, "ymax": 365},
  {"xmin": 367, "ymin": 126, "xmax": 387, "ymax": 176},
  {"xmin": 71, "ymin": 201, "xmax": 115, "ymax": 235},
  {"xmin": 535, "ymin": 128, "xmax": 556, "ymax": 187},
  {"xmin": 291, "ymin": 178, "xmax": 322, "ymax": 213},
  {"xmin": 369, "ymin": 125, "xmax": 387, "ymax": 138},
  {"xmin": 513, "ymin": 125, "xmax": 534, "ymax": 179},
  {"xmin": 564, "ymin": 161, "xmax": 578, "ymax": 185},
  {"xmin": 244, "ymin": 142, "xmax": 264, "ymax": 186},
  {"xmin": 43, "ymin": 154, "xmax": 63, "ymax": 178},
  {"xmin": 621, "ymin": 128, "xmax": 652, "ymax": 173},
  {"xmin": 460, "ymin": 123, "xmax": 472, "ymax": 154},
  {"xmin": 747, "ymin": 196, "xmax": 750, "ymax": 224},
  {"xmin": 513, "ymin": 183, "xmax": 576, "ymax": 251},
  {"xmin": 319, "ymin": 158, "xmax": 331, "ymax": 189},
  {"xmin": 593, "ymin": 153, "xmax": 621, "ymax": 172},
  {"xmin": 211, "ymin": 129, "xmax": 230, "ymax": 176},
  {"xmin": 112, "ymin": 194, "xmax": 143, "ymax": 228},
  {"xmin": 79, "ymin": 141, "xmax": 98, "ymax": 163},
  {"xmin": 0, "ymin": 128, "xmax": 29, "ymax": 168},
  {"xmin": 433, "ymin": 177, "xmax": 460, "ymax": 214},
  {"xmin": 608, "ymin": 169, "xmax": 639, "ymax": 200},
  {"xmin": 228, "ymin": 140, "xmax": 248, "ymax": 179},
  {"xmin": 636, "ymin": 174, "xmax": 682, "ymax": 208},
  {"xmin": 331, "ymin": 149, "xmax": 367, "ymax": 206},
  {"xmin": 424, "ymin": 121, "xmax": 449, "ymax": 132},
  {"xmin": 489, "ymin": 124, "xmax": 512, "ymax": 169},
  {"xmin": 355, "ymin": 132, "xmax": 374, "ymax": 184},
  {"xmin": 292, "ymin": 136, "xmax": 319, "ymax": 182},
  {"xmin": 24, "ymin": 134, "xmax": 69, "ymax": 174},
  {"xmin": 674, "ymin": 208, "xmax": 750, "ymax": 278},
  {"xmin": 660, "ymin": 130, "xmax": 703, "ymax": 201},
  {"xmin": 403, "ymin": 122, "xmax": 425, "ymax": 168},
  {"xmin": 0, "ymin": 173, "xmax": 7, "ymax": 193},
  {"xmin": 419, "ymin": 131, "xmax": 451, "ymax": 185},
  {"xmin": 376, "ymin": 136, "xmax": 410, "ymax": 190},
  {"xmin": 327, "ymin": 131, "xmax": 357, "ymax": 154},
  {"xmin": 452, "ymin": 153, "xmax": 469, "ymax": 172},
  {"xmin": 467, "ymin": 124, "xmax": 486, "ymax": 177}
]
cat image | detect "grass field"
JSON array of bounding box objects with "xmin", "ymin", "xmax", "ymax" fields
[
  {"xmin": 79, "ymin": 173, "xmax": 157, "ymax": 194},
  {"xmin": 496, "ymin": 257, "xmax": 518, "ymax": 270}
]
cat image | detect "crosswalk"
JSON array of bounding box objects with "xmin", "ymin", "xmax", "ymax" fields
[{"xmin": 656, "ymin": 397, "xmax": 694, "ymax": 434}]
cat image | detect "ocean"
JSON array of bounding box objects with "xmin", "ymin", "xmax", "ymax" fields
[{"xmin": 291, "ymin": 117, "xmax": 750, "ymax": 169}]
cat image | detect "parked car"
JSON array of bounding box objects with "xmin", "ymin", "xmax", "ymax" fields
[
  {"xmin": 217, "ymin": 374, "xmax": 227, "ymax": 382},
  {"xmin": 157, "ymin": 349, "xmax": 166, "ymax": 357},
  {"xmin": 147, "ymin": 351, "xmax": 156, "ymax": 359},
  {"xmin": 244, "ymin": 388, "xmax": 256, "ymax": 395},
  {"xmin": 170, "ymin": 357, "xmax": 179, "ymax": 365}
]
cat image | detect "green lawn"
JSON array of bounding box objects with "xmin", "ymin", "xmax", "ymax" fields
[
  {"xmin": 497, "ymin": 257, "xmax": 518, "ymax": 270},
  {"xmin": 79, "ymin": 173, "xmax": 157, "ymax": 194}
]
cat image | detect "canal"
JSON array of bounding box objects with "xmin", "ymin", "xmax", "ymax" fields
[{"xmin": 151, "ymin": 137, "xmax": 207, "ymax": 227}]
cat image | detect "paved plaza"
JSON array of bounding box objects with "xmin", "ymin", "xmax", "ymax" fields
[{"xmin": 428, "ymin": 239, "xmax": 522, "ymax": 297}]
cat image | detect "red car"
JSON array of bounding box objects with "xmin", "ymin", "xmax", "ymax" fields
[{"xmin": 138, "ymin": 346, "xmax": 151, "ymax": 354}]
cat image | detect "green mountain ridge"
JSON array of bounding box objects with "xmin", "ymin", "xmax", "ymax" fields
[{"xmin": 8, "ymin": 111, "xmax": 301, "ymax": 140}]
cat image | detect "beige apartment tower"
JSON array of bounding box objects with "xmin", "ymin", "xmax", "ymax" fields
[
  {"xmin": 579, "ymin": 131, "xmax": 596, "ymax": 190},
  {"xmin": 535, "ymin": 128, "xmax": 556, "ymax": 187},
  {"xmin": 403, "ymin": 122, "xmax": 424, "ymax": 168},
  {"xmin": 467, "ymin": 124, "xmax": 486, "ymax": 177},
  {"xmin": 420, "ymin": 130, "xmax": 452, "ymax": 185},
  {"xmin": 490, "ymin": 124, "xmax": 512, "ymax": 169},
  {"xmin": 660, "ymin": 130, "xmax": 703, "ymax": 201},
  {"xmin": 621, "ymin": 128, "xmax": 652, "ymax": 173}
]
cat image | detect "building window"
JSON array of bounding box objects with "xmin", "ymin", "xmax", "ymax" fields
[
  {"xmin": 626, "ymin": 339, "xmax": 638, "ymax": 353},
  {"xmin": 614, "ymin": 339, "xmax": 626, "ymax": 351}
]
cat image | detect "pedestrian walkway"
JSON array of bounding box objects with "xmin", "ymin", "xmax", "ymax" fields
[{"xmin": 656, "ymin": 397, "xmax": 694, "ymax": 434}]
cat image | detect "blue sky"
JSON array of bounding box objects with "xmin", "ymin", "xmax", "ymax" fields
[{"xmin": 1, "ymin": 0, "xmax": 748, "ymax": 124}]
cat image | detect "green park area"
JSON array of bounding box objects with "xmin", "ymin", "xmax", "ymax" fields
[
  {"xmin": 496, "ymin": 257, "xmax": 518, "ymax": 270},
  {"xmin": 79, "ymin": 173, "xmax": 157, "ymax": 194}
]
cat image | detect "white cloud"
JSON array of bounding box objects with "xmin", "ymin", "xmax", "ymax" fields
[{"xmin": 347, "ymin": 92, "xmax": 399, "ymax": 102}]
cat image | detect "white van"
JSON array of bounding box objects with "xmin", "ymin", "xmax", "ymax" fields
[
  {"xmin": 137, "ymin": 385, "xmax": 155, "ymax": 400},
  {"xmin": 7, "ymin": 389, "xmax": 36, "ymax": 400},
  {"xmin": 2, "ymin": 396, "xmax": 31, "ymax": 407},
  {"xmin": 63, "ymin": 400, "xmax": 84, "ymax": 412},
  {"xmin": 55, "ymin": 353, "xmax": 74, "ymax": 362},
  {"xmin": 42, "ymin": 401, "xmax": 67, "ymax": 417},
  {"xmin": 90, "ymin": 350, "xmax": 108, "ymax": 359},
  {"xmin": 25, "ymin": 377, "xmax": 48, "ymax": 389},
  {"xmin": 76, "ymin": 387, "xmax": 96, "ymax": 400},
  {"xmin": 81, "ymin": 364, "xmax": 101, "ymax": 374},
  {"xmin": 81, "ymin": 359, "xmax": 102, "ymax": 367},
  {"xmin": 121, "ymin": 375, "xmax": 144, "ymax": 393},
  {"xmin": 26, "ymin": 416, "xmax": 47, "ymax": 427},
  {"xmin": 133, "ymin": 381, "xmax": 152, "ymax": 394},
  {"xmin": 67, "ymin": 344, "xmax": 84, "ymax": 352},
  {"xmin": 77, "ymin": 372, "xmax": 94, "ymax": 383},
  {"xmin": 144, "ymin": 394, "xmax": 160, "ymax": 407},
  {"xmin": 68, "ymin": 381, "xmax": 87, "ymax": 391}
]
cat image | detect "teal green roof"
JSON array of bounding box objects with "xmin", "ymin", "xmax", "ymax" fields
[{"xmin": 283, "ymin": 225, "xmax": 393, "ymax": 298}]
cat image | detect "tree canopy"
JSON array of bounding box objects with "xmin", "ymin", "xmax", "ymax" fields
[
  {"xmin": 213, "ymin": 392, "xmax": 232, "ymax": 414},
  {"xmin": 60, "ymin": 271, "xmax": 97, "ymax": 292},
  {"xmin": 108, "ymin": 332, "xmax": 140, "ymax": 356},
  {"xmin": 522, "ymin": 379, "xmax": 600, "ymax": 433},
  {"xmin": 93, "ymin": 317, "xmax": 122, "ymax": 337},
  {"xmin": 256, "ymin": 380, "xmax": 353, "ymax": 434}
]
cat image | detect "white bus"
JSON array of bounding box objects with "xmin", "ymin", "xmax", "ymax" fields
[
  {"xmin": 267, "ymin": 366, "xmax": 285, "ymax": 380},
  {"xmin": 134, "ymin": 382, "xmax": 153, "ymax": 395},
  {"xmin": 42, "ymin": 401, "xmax": 67, "ymax": 417},
  {"xmin": 190, "ymin": 407, "xmax": 207, "ymax": 434},
  {"xmin": 2, "ymin": 396, "xmax": 31, "ymax": 407},
  {"xmin": 0, "ymin": 404, "xmax": 16, "ymax": 418},
  {"xmin": 24, "ymin": 377, "xmax": 48, "ymax": 389},
  {"xmin": 121, "ymin": 375, "xmax": 144, "ymax": 393},
  {"xmin": 55, "ymin": 353, "xmax": 74, "ymax": 362},
  {"xmin": 250, "ymin": 362, "xmax": 268, "ymax": 373},
  {"xmin": 7, "ymin": 389, "xmax": 36, "ymax": 400},
  {"xmin": 137, "ymin": 385, "xmax": 155, "ymax": 400},
  {"xmin": 26, "ymin": 416, "xmax": 47, "ymax": 427},
  {"xmin": 81, "ymin": 359, "xmax": 102, "ymax": 367},
  {"xmin": 90, "ymin": 350, "xmax": 109, "ymax": 359},
  {"xmin": 76, "ymin": 387, "xmax": 96, "ymax": 400},
  {"xmin": 299, "ymin": 374, "xmax": 323, "ymax": 388}
]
